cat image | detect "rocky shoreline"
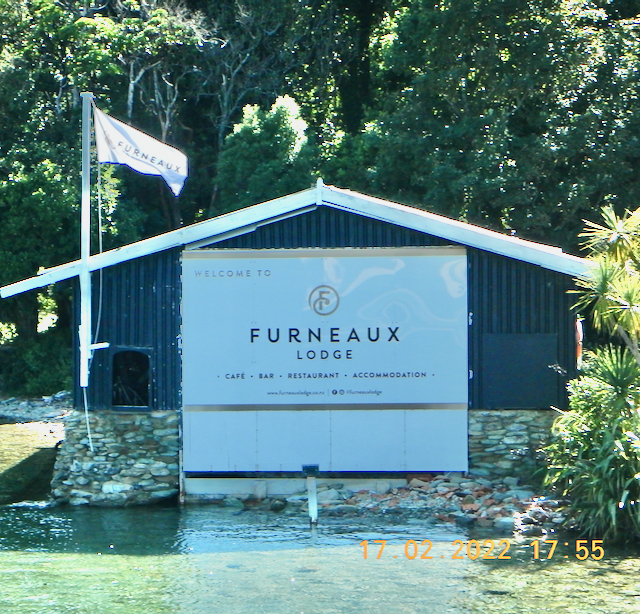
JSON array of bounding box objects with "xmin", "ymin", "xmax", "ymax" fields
[
  {"xmin": 227, "ymin": 473, "xmax": 567, "ymax": 535},
  {"xmin": 0, "ymin": 394, "xmax": 566, "ymax": 536},
  {"xmin": 0, "ymin": 392, "xmax": 72, "ymax": 424}
]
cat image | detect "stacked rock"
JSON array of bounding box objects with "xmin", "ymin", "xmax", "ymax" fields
[{"xmin": 227, "ymin": 473, "xmax": 567, "ymax": 533}]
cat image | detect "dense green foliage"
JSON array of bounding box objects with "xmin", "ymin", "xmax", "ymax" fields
[
  {"xmin": 545, "ymin": 348, "xmax": 640, "ymax": 542},
  {"xmin": 546, "ymin": 203, "xmax": 640, "ymax": 542},
  {"xmin": 4, "ymin": 0, "xmax": 640, "ymax": 392},
  {"xmin": 574, "ymin": 205, "xmax": 640, "ymax": 365},
  {"xmin": 216, "ymin": 97, "xmax": 314, "ymax": 213}
]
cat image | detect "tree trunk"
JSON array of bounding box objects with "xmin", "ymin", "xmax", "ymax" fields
[{"xmin": 12, "ymin": 293, "xmax": 39, "ymax": 343}]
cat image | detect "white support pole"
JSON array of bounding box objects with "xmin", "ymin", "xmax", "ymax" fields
[
  {"xmin": 79, "ymin": 92, "xmax": 93, "ymax": 389},
  {"xmin": 307, "ymin": 476, "xmax": 318, "ymax": 525}
]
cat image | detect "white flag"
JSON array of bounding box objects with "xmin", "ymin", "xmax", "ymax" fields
[{"xmin": 93, "ymin": 105, "xmax": 188, "ymax": 196}]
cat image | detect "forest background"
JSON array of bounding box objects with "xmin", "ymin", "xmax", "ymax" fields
[{"xmin": 1, "ymin": 0, "xmax": 640, "ymax": 394}]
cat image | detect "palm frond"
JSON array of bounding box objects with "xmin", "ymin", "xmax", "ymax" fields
[
  {"xmin": 587, "ymin": 345, "xmax": 640, "ymax": 400},
  {"xmin": 573, "ymin": 255, "xmax": 626, "ymax": 332},
  {"xmin": 605, "ymin": 275, "xmax": 640, "ymax": 336},
  {"xmin": 580, "ymin": 206, "xmax": 640, "ymax": 260}
]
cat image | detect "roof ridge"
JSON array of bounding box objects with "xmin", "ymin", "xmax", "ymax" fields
[{"xmin": 1, "ymin": 183, "xmax": 589, "ymax": 299}]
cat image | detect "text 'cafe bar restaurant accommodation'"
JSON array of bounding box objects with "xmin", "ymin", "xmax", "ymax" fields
[{"xmin": 1, "ymin": 182, "xmax": 589, "ymax": 504}]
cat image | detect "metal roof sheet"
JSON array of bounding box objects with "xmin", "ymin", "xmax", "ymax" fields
[{"xmin": 0, "ymin": 181, "xmax": 589, "ymax": 298}]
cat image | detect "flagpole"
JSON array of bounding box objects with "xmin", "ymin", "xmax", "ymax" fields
[{"xmin": 79, "ymin": 92, "xmax": 93, "ymax": 389}]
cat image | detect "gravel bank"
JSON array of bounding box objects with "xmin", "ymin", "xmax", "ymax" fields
[
  {"xmin": 223, "ymin": 473, "xmax": 567, "ymax": 535},
  {"xmin": 0, "ymin": 392, "xmax": 72, "ymax": 423}
]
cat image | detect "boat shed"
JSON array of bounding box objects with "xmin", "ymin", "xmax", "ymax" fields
[{"xmin": 1, "ymin": 181, "xmax": 589, "ymax": 504}]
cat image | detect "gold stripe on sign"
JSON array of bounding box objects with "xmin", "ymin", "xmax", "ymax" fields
[
  {"xmin": 182, "ymin": 246, "xmax": 466, "ymax": 260},
  {"xmin": 184, "ymin": 403, "xmax": 468, "ymax": 412}
]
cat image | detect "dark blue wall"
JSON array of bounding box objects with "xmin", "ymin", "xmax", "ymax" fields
[
  {"xmin": 76, "ymin": 247, "xmax": 182, "ymax": 411},
  {"xmin": 77, "ymin": 205, "xmax": 576, "ymax": 410}
]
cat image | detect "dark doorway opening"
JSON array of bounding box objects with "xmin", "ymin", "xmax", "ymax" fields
[{"xmin": 112, "ymin": 350, "xmax": 150, "ymax": 407}]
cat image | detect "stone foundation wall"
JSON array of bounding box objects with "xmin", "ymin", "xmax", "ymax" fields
[
  {"xmin": 468, "ymin": 409, "xmax": 557, "ymax": 480},
  {"xmin": 50, "ymin": 410, "xmax": 180, "ymax": 506},
  {"xmin": 49, "ymin": 407, "xmax": 557, "ymax": 506}
]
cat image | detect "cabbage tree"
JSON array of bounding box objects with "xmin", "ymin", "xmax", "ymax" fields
[{"xmin": 575, "ymin": 205, "xmax": 640, "ymax": 366}]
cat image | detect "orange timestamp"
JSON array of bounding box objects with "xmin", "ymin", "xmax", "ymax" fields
[
  {"xmin": 359, "ymin": 539, "xmax": 513, "ymax": 560},
  {"xmin": 359, "ymin": 539, "xmax": 606, "ymax": 561},
  {"xmin": 531, "ymin": 539, "xmax": 604, "ymax": 560}
]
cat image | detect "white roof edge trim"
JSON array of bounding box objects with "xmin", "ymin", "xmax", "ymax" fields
[
  {"xmin": 1, "ymin": 182, "xmax": 591, "ymax": 298},
  {"xmin": 321, "ymin": 186, "xmax": 589, "ymax": 277},
  {"xmin": 327, "ymin": 186, "xmax": 565, "ymax": 254},
  {"xmin": 184, "ymin": 204, "xmax": 318, "ymax": 250},
  {"xmin": 1, "ymin": 187, "xmax": 317, "ymax": 298}
]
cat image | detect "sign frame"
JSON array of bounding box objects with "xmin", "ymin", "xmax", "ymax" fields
[{"xmin": 181, "ymin": 246, "xmax": 469, "ymax": 473}]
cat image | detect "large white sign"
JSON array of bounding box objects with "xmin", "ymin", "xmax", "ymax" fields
[{"xmin": 181, "ymin": 248, "xmax": 468, "ymax": 408}]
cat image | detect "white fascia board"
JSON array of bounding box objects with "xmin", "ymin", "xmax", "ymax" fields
[
  {"xmin": 321, "ymin": 186, "xmax": 590, "ymax": 277},
  {"xmin": 0, "ymin": 262, "xmax": 80, "ymax": 298},
  {"xmin": 184, "ymin": 205, "xmax": 318, "ymax": 250},
  {"xmin": 0, "ymin": 183, "xmax": 591, "ymax": 299},
  {"xmin": 1, "ymin": 188, "xmax": 317, "ymax": 299}
]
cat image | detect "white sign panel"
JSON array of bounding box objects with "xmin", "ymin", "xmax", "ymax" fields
[{"xmin": 181, "ymin": 248, "xmax": 468, "ymax": 408}]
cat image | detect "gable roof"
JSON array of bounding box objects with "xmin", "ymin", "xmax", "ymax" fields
[{"xmin": 1, "ymin": 180, "xmax": 589, "ymax": 299}]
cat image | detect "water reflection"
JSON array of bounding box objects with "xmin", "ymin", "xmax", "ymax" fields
[
  {"xmin": 0, "ymin": 502, "xmax": 180, "ymax": 555},
  {"xmin": 0, "ymin": 503, "xmax": 638, "ymax": 613}
]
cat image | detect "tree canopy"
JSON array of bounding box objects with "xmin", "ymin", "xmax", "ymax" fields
[{"xmin": 4, "ymin": 0, "xmax": 640, "ymax": 392}]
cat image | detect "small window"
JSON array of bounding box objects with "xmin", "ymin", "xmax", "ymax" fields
[{"xmin": 112, "ymin": 350, "xmax": 150, "ymax": 407}]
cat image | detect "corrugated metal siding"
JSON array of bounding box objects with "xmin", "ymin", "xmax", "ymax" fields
[
  {"xmin": 209, "ymin": 206, "xmax": 576, "ymax": 409},
  {"xmin": 75, "ymin": 206, "xmax": 576, "ymax": 410},
  {"xmin": 74, "ymin": 247, "xmax": 181, "ymax": 410},
  {"xmin": 211, "ymin": 207, "xmax": 448, "ymax": 249},
  {"xmin": 468, "ymin": 250, "xmax": 576, "ymax": 409}
]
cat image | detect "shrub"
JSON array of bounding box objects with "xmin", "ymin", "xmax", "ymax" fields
[
  {"xmin": 0, "ymin": 328, "xmax": 72, "ymax": 397},
  {"xmin": 545, "ymin": 347, "xmax": 640, "ymax": 542}
]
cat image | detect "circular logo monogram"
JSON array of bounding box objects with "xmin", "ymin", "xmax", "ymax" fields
[{"xmin": 309, "ymin": 285, "xmax": 339, "ymax": 316}]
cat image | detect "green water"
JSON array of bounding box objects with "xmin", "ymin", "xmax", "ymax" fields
[
  {"xmin": 0, "ymin": 503, "xmax": 638, "ymax": 614},
  {"xmin": 0, "ymin": 422, "xmax": 62, "ymax": 504}
]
